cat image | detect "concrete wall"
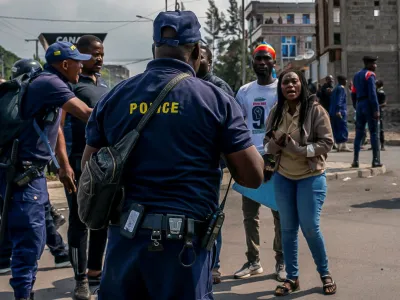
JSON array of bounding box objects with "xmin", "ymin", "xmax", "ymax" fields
[{"xmin": 344, "ymin": 0, "xmax": 400, "ymax": 106}]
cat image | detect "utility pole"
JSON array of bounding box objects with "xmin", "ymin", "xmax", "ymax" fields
[
  {"xmin": 25, "ymin": 39, "xmax": 39, "ymax": 60},
  {"xmin": 165, "ymin": 0, "xmax": 168, "ymax": 11},
  {"xmin": 241, "ymin": 0, "xmax": 246, "ymax": 85}
]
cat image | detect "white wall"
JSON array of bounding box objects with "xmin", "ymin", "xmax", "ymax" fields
[
  {"xmin": 319, "ymin": 52, "xmax": 329, "ymax": 79},
  {"xmin": 311, "ymin": 60, "xmax": 319, "ymax": 82}
]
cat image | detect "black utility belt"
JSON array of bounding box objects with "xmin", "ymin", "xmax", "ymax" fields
[
  {"xmin": 140, "ymin": 214, "xmax": 206, "ymax": 238},
  {"xmin": 119, "ymin": 203, "xmax": 225, "ymax": 268},
  {"xmin": 13, "ymin": 163, "xmax": 46, "ymax": 187}
]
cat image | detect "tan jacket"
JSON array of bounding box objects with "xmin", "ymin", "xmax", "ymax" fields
[{"xmin": 263, "ymin": 99, "xmax": 334, "ymax": 172}]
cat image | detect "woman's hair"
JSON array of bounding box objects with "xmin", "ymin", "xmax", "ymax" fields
[{"xmin": 271, "ymin": 69, "xmax": 313, "ymax": 139}]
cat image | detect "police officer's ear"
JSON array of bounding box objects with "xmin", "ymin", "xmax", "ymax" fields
[
  {"xmin": 61, "ymin": 60, "xmax": 69, "ymax": 71},
  {"xmin": 191, "ymin": 43, "xmax": 201, "ymax": 62}
]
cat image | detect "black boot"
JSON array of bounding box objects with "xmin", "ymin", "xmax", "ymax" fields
[
  {"xmin": 372, "ymin": 147, "xmax": 383, "ymax": 168},
  {"xmin": 351, "ymin": 151, "xmax": 359, "ymax": 168},
  {"xmin": 381, "ymin": 142, "xmax": 386, "ymax": 151}
]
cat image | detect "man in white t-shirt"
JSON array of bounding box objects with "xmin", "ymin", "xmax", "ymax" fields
[{"xmin": 234, "ymin": 43, "xmax": 285, "ymax": 282}]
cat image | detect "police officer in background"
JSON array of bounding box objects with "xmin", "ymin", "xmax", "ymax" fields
[
  {"xmin": 0, "ymin": 42, "xmax": 92, "ymax": 300},
  {"xmin": 0, "ymin": 59, "xmax": 71, "ymax": 276},
  {"xmin": 56, "ymin": 35, "xmax": 109, "ymax": 300},
  {"xmin": 82, "ymin": 10, "xmax": 264, "ymax": 299},
  {"xmin": 351, "ymin": 56, "xmax": 383, "ymax": 168}
]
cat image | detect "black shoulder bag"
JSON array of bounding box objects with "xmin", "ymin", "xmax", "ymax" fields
[{"xmin": 77, "ymin": 73, "xmax": 190, "ymax": 230}]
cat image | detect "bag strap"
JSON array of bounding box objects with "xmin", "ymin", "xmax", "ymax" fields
[
  {"xmin": 136, "ymin": 72, "xmax": 190, "ymax": 134},
  {"xmin": 115, "ymin": 72, "xmax": 190, "ymax": 160}
]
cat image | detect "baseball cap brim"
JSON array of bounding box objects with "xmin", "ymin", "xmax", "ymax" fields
[{"xmin": 70, "ymin": 53, "xmax": 92, "ymax": 61}]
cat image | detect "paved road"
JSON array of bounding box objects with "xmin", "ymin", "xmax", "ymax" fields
[{"xmin": 0, "ymin": 148, "xmax": 399, "ymax": 299}]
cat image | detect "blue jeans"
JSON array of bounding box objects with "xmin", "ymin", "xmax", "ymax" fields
[
  {"xmin": 99, "ymin": 226, "xmax": 214, "ymax": 300},
  {"xmin": 213, "ymin": 231, "xmax": 222, "ymax": 269},
  {"xmin": 274, "ymin": 172, "xmax": 329, "ymax": 279}
]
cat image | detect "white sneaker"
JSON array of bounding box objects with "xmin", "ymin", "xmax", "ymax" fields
[
  {"xmin": 234, "ymin": 261, "xmax": 263, "ymax": 279},
  {"xmin": 0, "ymin": 267, "xmax": 11, "ymax": 274}
]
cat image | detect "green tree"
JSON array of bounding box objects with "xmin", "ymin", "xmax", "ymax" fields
[
  {"xmin": 204, "ymin": 0, "xmax": 224, "ymax": 61},
  {"xmin": 0, "ymin": 45, "xmax": 20, "ymax": 80}
]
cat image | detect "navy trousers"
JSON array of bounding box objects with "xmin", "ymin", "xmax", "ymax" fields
[
  {"xmin": 0, "ymin": 172, "xmax": 47, "ymax": 299},
  {"xmin": 331, "ymin": 110, "xmax": 349, "ymax": 144},
  {"xmin": 0, "ymin": 200, "xmax": 68, "ymax": 268},
  {"xmin": 354, "ymin": 101, "xmax": 379, "ymax": 155},
  {"xmin": 98, "ymin": 225, "xmax": 214, "ymax": 300}
]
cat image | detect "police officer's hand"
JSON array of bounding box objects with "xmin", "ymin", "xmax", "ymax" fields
[
  {"xmin": 59, "ymin": 165, "xmax": 77, "ymax": 194},
  {"xmin": 336, "ymin": 112, "xmax": 342, "ymax": 119},
  {"xmin": 373, "ymin": 111, "xmax": 380, "ymax": 120}
]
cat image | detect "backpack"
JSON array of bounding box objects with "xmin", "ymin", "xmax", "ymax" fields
[
  {"xmin": 0, "ymin": 71, "xmax": 60, "ymax": 167},
  {"xmin": 0, "ymin": 73, "xmax": 32, "ymax": 150}
]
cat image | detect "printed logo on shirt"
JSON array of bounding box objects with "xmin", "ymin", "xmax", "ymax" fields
[
  {"xmin": 252, "ymin": 97, "xmax": 266, "ymax": 133},
  {"xmin": 130, "ymin": 101, "xmax": 180, "ymax": 115}
]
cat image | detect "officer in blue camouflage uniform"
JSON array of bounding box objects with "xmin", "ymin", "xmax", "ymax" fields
[
  {"xmin": 0, "ymin": 42, "xmax": 92, "ymax": 300},
  {"xmin": 351, "ymin": 56, "xmax": 383, "ymax": 168},
  {"xmin": 82, "ymin": 10, "xmax": 264, "ymax": 300}
]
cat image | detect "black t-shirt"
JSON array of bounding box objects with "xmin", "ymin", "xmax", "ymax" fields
[{"xmin": 67, "ymin": 75, "xmax": 109, "ymax": 156}]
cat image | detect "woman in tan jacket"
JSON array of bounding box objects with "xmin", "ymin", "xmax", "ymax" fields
[{"xmin": 264, "ymin": 70, "xmax": 337, "ymax": 296}]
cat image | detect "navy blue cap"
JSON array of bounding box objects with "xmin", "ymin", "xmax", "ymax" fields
[
  {"xmin": 45, "ymin": 41, "xmax": 92, "ymax": 64},
  {"xmin": 363, "ymin": 55, "xmax": 378, "ymax": 62},
  {"xmin": 153, "ymin": 10, "xmax": 206, "ymax": 47}
]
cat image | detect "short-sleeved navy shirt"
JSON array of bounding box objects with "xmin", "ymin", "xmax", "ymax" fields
[
  {"xmin": 86, "ymin": 58, "xmax": 252, "ymax": 220},
  {"xmin": 67, "ymin": 75, "xmax": 109, "ymax": 156},
  {"xmin": 19, "ymin": 66, "xmax": 75, "ymax": 163}
]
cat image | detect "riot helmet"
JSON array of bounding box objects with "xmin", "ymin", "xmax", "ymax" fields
[{"xmin": 11, "ymin": 59, "xmax": 43, "ymax": 79}]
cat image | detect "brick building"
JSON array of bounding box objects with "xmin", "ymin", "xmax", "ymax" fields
[
  {"xmin": 245, "ymin": 1, "xmax": 317, "ymax": 72},
  {"xmin": 314, "ymin": 0, "xmax": 400, "ymax": 107}
]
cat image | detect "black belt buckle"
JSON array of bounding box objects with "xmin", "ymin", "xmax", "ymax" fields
[{"xmin": 166, "ymin": 214, "xmax": 185, "ymax": 240}]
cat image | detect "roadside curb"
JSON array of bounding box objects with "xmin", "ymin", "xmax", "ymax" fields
[
  {"xmin": 220, "ymin": 165, "xmax": 387, "ymax": 189},
  {"xmin": 47, "ymin": 181, "xmax": 64, "ymax": 189},
  {"xmin": 347, "ymin": 138, "xmax": 400, "ymax": 146},
  {"xmin": 326, "ymin": 165, "xmax": 386, "ymax": 181}
]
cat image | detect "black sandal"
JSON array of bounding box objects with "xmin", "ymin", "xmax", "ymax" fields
[
  {"xmin": 321, "ymin": 275, "xmax": 337, "ymax": 295},
  {"xmin": 274, "ymin": 278, "xmax": 300, "ymax": 296}
]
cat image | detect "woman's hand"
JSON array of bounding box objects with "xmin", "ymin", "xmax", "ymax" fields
[{"xmin": 285, "ymin": 135, "xmax": 306, "ymax": 156}]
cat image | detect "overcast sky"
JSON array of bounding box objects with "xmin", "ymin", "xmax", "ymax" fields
[{"xmin": 0, "ymin": 0, "xmax": 314, "ymax": 76}]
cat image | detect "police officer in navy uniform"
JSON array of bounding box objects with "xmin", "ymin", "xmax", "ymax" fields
[
  {"xmin": 351, "ymin": 56, "xmax": 383, "ymax": 168},
  {"xmin": 55, "ymin": 35, "xmax": 109, "ymax": 300},
  {"xmin": 82, "ymin": 10, "xmax": 264, "ymax": 299},
  {"xmin": 0, "ymin": 42, "xmax": 93, "ymax": 300},
  {"xmin": 0, "ymin": 59, "xmax": 71, "ymax": 276}
]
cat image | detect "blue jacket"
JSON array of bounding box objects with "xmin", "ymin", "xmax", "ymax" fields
[
  {"xmin": 352, "ymin": 68, "xmax": 379, "ymax": 112},
  {"xmin": 329, "ymin": 85, "xmax": 346, "ymax": 116}
]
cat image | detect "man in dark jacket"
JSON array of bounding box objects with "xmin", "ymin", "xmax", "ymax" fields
[
  {"xmin": 318, "ymin": 75, "xmax": 334, "ymax": 112},
  {"xmin": 197, "ymin": 45, "xmax": 234, "ymax": 96},
  {"xmin": 196, "ymin": 44, "xmax": 233, "ymax": 284}
]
